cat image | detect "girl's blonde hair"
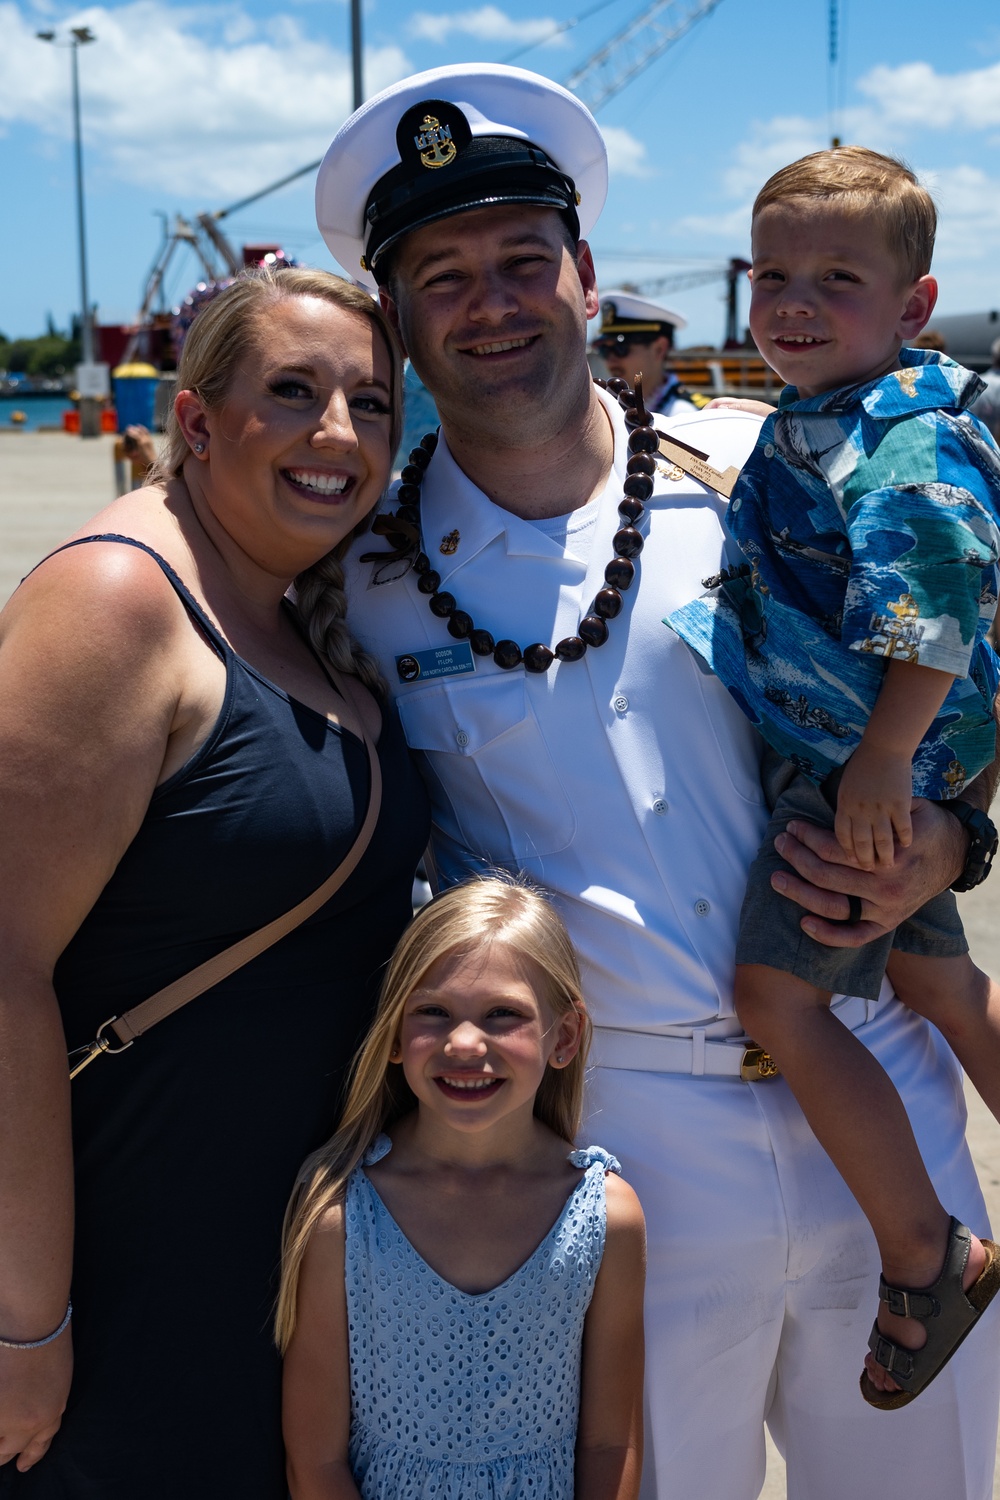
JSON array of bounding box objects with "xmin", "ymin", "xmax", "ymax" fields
[
  {"xmin": 274, "ymin": 874, "xmax": 591, "ymax": 1351},
  {"xmin": 151, "ymin": 265, "xmax": 404, "ymax": 694}
]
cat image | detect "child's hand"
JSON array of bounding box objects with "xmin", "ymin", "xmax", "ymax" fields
[{"xmin": 834, "ymin": 743, "xmax": 915, "ymax": 869}]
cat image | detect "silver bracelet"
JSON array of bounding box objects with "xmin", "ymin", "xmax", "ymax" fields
[{"xmin": 0, "ymin": 1302, "xmax": 72, "ymax": 1350}]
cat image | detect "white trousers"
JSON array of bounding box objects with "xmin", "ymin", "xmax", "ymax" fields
[{"xmin": 584, "ymin": 998, "xmax": 1000, "ymax": 1500}]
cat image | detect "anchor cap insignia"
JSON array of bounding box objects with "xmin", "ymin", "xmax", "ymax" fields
[
  {"xmin": 415, "ymin": 115, "xmax": 456, "ymax": 169},
  {"xmin": 395, "ymin": 99, "xmax": 472, "ymax": 173}
]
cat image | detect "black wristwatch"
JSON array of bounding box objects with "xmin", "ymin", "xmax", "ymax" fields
[{"xmin": 940, "ymin": 799, "xmax": 998, "ymax": 892}]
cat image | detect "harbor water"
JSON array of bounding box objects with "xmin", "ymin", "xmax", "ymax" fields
[{"xmin": 0, "ymin": 394, "xmax": 73, "ymax": 431}]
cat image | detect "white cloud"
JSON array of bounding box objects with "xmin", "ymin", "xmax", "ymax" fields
[
  {"xmin": 222, "ymin": 12, "xmax": 256, "ymax": 46},
  {"xmin": 719, "ymin": 114, "xmax": 827, "ymax": 202},
  {"xmin": 0, "ymin": 1, "xmax": 410, "ymax": 198},
  {"xmin": 675, "ymin": 203, "xmax": 751, "ymax": 242},
  {"xmin": 602, "ymin": 124, "xmax": 649, "ymax": 179},
  {"xmin": 409, "ymin": 5, "xmax": 564, "ymax": 47},
  {"xmin": 672, "ymin": 114, "xmax": 825, "ymax": 243},
  {"xmin": 858, "ymin": 58, "xmax": 1000, "ymax": 132},
  {"xmin": 924, "ymin": 164, "xmax": 1000, "ymax": 262},
  {"xmin": 680, "ymin": 51, "xmax": 1000, "ymax": 250},
  {"xmin": 668, "ymin": 69, "xmax": 1000, "ymax": 316}
]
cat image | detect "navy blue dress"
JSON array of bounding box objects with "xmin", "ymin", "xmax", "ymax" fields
[{"xmin": 4, "ymin": 537, "xmax": 429, "ymax": 1498}]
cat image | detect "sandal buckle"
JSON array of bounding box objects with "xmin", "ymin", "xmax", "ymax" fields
[
  {"xmin": 870, "ymin": 1334, "xmax": 914, "ymax": 1379},
  {"xmin": 883, "ymin": 1287, "xmax": 912, "ymax": 1319},
  {"xmin": 879, "ymin": 1285, "xmax": 938, "ymax": 1320}
]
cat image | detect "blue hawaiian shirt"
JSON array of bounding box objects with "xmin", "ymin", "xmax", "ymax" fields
[{"xmin": 666, "ymin": 349, "xmax": 1000, "ymax": 796}]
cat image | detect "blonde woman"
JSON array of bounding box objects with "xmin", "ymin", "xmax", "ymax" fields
[
  {"xmin": 279, "ymin": 876, "xmax": 646, "ymax": 1500},
  {"xmin": 0, "ymin": 268, "xmax": 429, "ymax": 1496}
]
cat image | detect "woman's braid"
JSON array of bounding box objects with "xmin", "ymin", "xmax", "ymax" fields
[{"xmin": 295, "ymin": 549, "xmax": 385, "ymax": 696}]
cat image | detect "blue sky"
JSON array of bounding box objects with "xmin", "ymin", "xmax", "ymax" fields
[{"xmin": 2, "ymin": 0, "xmax": 999, "ymax": 349}]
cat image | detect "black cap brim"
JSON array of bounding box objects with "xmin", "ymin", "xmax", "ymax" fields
[{"xmin": 364, "ymin": 133, "xmax": 580, "ymax": 282}]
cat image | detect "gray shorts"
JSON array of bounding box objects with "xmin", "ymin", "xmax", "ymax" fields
[{"xmin": 736, "ymin": 750, "xmax": 968, "ymax": 1001}]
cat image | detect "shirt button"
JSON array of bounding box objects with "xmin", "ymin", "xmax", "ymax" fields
[
  {"xmin": 613, "ymin": 695, "xmax": 629, "ymax": 714},
  {"xmin": 731, "ymin": 496, "xmax": 742, "ymax": 512},
  {"xmin": 694, "ymin": 899, "xmax": 711, "ymax": 917},
  {"xmin": 652, "ymin": 798, "xmax": 668, "ymax": 816},
  {"xmin": 455, "ymin": 730, "xmax": 470, "ymax": 748},
  {"xmin": 763, "ymin": 442, "xmax": 775, "ymax": 457}
]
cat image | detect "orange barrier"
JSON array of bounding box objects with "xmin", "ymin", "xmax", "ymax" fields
[
  {"xmin": 101, "ymin": 408, "xmax": 118, "ymax": 433},
  {"xmin": 62, "ymin": 409, "xmax": 80, "ymax": 433}
]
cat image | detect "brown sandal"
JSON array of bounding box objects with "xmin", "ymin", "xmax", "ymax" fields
[{"xmin": 860, "ymin": 1217, "xmax": 1000, "ymax": 1410}]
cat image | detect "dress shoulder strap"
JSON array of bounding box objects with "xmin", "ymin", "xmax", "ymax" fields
[
  {"xmin": 362, "ymin": 1134, "xmax": 393, "ymax": 1166},
  {"xmin": 35, "ymin": 534, "xmax": 230, "ymax": 656},
  {"xmin": 39, "ymin": 534, "xmax": 379, "ymax": 748},
  {"xmin": 568, "ymin": 1145, "xmax": 622, "ymax": 1175}
]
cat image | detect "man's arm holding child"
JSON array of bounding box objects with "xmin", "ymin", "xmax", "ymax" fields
[{"xmin": 776, "ymin": 689, "xmax": 999, "ymax": 947}]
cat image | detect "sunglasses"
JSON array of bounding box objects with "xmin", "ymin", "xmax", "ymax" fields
[{"xmin": 594, "ymin": 335, "xmax": 657, "ymax": 358}]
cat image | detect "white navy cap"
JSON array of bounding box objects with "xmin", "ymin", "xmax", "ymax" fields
[
  {"xmin": 316, "ymin": 63, "xmax": 608, "ymax": 290},
  {"xmin": 593, "ymin": 291, "xmax": 688, "ymax": 347}
]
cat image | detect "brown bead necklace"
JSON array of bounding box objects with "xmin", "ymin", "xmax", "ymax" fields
[{"xmin": 364, "ymin": 377, "xmax": 657, "ymax": 674}]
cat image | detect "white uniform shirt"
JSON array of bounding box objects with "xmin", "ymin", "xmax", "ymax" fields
[{"xmin": 344, "ymin": 390, "xmax": 766, "ymax": 1033}]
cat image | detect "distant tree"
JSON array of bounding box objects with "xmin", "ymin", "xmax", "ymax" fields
[
  {"xmin": 5, "ymin": 341, "xmax": 31, "ymax": 373},
  {"xmin": 4, "ymin": 333, "xmax": 80, "ymax": 378}
]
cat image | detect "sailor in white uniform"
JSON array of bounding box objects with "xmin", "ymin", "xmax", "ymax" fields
[
  {"xmin": 592, "ymin": 290, "xmax": 699, "ymax": 419},
  {"xmin": 315, "ymin": 61, "xmax": 1000, "ymax": 1500}
]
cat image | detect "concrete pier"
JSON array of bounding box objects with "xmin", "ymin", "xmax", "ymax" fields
[{"xmin": 1, "ymin": 431, "xmax": 999, "ymax": 1496}]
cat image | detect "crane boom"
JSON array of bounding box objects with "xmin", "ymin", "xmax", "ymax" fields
[
  {"xmin": 193, "ymin": 0, "xmax": 727, "ymax": 243},
  {"xmin": 564, "ymin": 0, "xmax": 724, "ymax": 114},
  {"xmin": 138, "ymin": 0, "xmax": 727, "ymax": 329}
]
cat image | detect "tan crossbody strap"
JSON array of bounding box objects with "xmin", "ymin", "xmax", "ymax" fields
[{"xmin": 69, "ymin": 671, "xmax": 383, "ymax": 1080}]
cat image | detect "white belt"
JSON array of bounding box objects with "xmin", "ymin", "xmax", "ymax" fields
[{"xmin": 590, "ymin": 995, "xmax": 876, "ymax": 1082}]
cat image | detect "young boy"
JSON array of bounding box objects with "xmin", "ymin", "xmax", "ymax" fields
[{"xmin": 667, "ymin": 146, "xmax": 1000, "ymax": 1408}]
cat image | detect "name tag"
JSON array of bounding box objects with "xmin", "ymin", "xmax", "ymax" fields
[
  {"xmin": 395, "ymin": 642, "xmax": 476, "ymax": 683},
  {"xmin": 656, "ymin": 433, "xmax": 741, "ymax": 499}
]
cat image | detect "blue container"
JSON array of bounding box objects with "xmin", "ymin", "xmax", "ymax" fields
[{"xmin": 112, "ymin": 363, "xmax": 159, "ymax": 431}]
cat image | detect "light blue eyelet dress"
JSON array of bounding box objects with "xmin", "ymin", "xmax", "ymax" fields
[{"xmin": 345, "ymin": 1136, "xmax": 622, "ymax": 1500}]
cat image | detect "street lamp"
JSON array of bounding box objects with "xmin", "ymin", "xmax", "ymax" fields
[
  {"xmin": 350, "ymin": 0, "xmax": 363, "ymax": 111},
  {"xmin": 37, "ymin": 25, "xmax": 104, "ymax": 438}
]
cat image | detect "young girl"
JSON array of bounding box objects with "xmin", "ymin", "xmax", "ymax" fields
[{"xmin": 277, "ymin": 876, "xmax": 646, "ymax": 1500}]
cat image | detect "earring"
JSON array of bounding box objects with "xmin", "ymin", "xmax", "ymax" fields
[
  {"xmin": 193, "ymin": 441, "xmax": 206, "ymax": 454},
  {"xmin": 389, "ymin": 1043, "xmax": 401, "ymax": 1062},
  {"xmin": 556, "ymin": 1054, "xmax": 564, "ymax": 1063}
]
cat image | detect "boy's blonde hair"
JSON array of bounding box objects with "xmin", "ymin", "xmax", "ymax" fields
[
  {"xmin": 752, "ymin": 146, "xmax": 936, "ymax": 283},
  {"xmin": 274, "ymin": 874, "xmax": 592, "ymax": 1351}
]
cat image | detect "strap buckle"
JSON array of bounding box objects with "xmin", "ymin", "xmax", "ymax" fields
[
  {"xmin": 68, "ymin": 1017, "xmax": 133, "ymax": 1080},
  {"xmin": 740, "ymin": 1045, "xmax": 780, "ymax": 1083}
]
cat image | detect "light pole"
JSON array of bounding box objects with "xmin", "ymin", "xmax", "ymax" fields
[
  {"xmin": 37, "ymin": 25, "xmax": 104, "ymax": 438},
  {"xmin": 350, "ymin": 0, "xmax": 363, "ymax": 111}
]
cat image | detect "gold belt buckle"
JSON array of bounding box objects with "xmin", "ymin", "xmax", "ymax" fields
[{"xmin": 740, "ymin": 1045, "xmax": 780, "ymax": 1083}]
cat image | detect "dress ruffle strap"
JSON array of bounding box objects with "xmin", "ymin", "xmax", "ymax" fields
[
  {"xmin": 362, "ymin": 1133, "xmax": 393, "ymax": 1166},
  {"xmin": 568, "ymin": 1144, "xmax": 622, "ymax": 1175}
]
